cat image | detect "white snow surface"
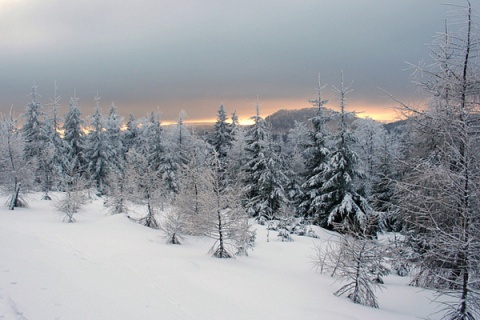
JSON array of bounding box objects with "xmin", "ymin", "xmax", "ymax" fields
[{"xmin": 0, "ymin": 193, "xmax": 441, "ymax": 320}]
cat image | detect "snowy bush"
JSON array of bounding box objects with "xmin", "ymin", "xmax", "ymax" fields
[
  {"xmin": 56, "ymin": 189, "xmax": 87, "ymax": 223},
  {"xmin": 160, "ymin": 209, "xmax": 186, "ymax": 245},
  {"xmin": 235, "ymin": 220, "xmax": 256, "ymax": 256},
  {"xmin": 277, "ymin": 228, "xmax": 293, "ymax": 242}
]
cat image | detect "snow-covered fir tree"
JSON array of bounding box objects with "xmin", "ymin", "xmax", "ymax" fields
[
  {"xmin": 316, "ymin": 73, "xmax": 374, "ymax": 234},
  {"xmin": 353, "ymin": 117, "xmax": 385, "ymax": 199},
  {"xmin": 208, "ymin": 104, "xmax": 238, "ymax": 191},
  {"xmin": 22, "ymin": 84, "xmax": 58, "ymax": 198},
  {"xmin": 209, "ymin": 104, "xmax": 234, "ymax": 161},
  {"xmin": 42, "ymin": 81, "xmax": 66, "ymax": 195},
  {"xmin": 103, "ymin": 102, "xmax": 125, "ymax": 207},
  {"xmin": 126, "ymin": 112, "xmax": 167, "ymax": 225},
  {"xmin": 83, "ymin": 95, "xmax": 111, "ymax": 195},
  {"xmin": 22, "ymin": 83, "xmax": 46, "ymax": 163},
  {"xmin": 159, "ymin": 141, "xmax": 180, "ymax": 200},
  {"xmin": 299, "ymin": 75, "xmax": 331, "ymax": 220},
  {"xmin": 370, "ymin": 131, "xmax": 399, "ymax": 230},
  {"xmin": 62, "ymin": 91, "xmax": 86, "ymax": 180},
  {"xmin": 243, "ymin": 101, "xmax": 289, "ymax": 219},
  {"xmin": 123, "ymin": 114, "xmax": 138, "ymax": 153},
  {"xmin": 104, "ymin": 102, "xmax": 123, "ymax": 172}
]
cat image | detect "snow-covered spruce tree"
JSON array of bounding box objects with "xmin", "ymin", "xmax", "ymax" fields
[
  {"xmin": 104, "ymin": 102, "xmax": 123, "ymax": 172},
  {"xmin": 316, "ymin": 73, "xmax": 375, "ymax": 234},
  {"xmin": 370, "ymin": 131, "xmax": 400, "ymax": 231},
  {"xmin": 142, "ymin": 112, "xmax": 173, "ymax": 207},
  {"xmin": 284, "ymin": 121, "xmax": 309, "ymax": 215},
  {"xmin": 123, "ymin": 114, "xmax": 138, "ymax": 153},
  {"xmin": 171, "ymin": 110, "xmax": 192, "ymax": 165},
  {"xmin": 395, "ymin": 5, "xmax": 480, "ymax": 319},
  {"xmin": 42, "ymin": 81, "xmax": 66, "ymax": 196},
  {"xmin": 209, "ymin": 104, "xmax": 234, "ymax": 161},
  {"xmin": 22, "ymin": 83, "xmax": 46, "ymax": 165},
  {"xmin": 125, "ymin": 113, "xmax": 166, "ymax": 227},
  {"xmin": 159, "ymin": 139, "xmax": 180, "ymax": 200},
  {"xmin": 22, "ymin": 84, "xmax": 59, "ymax": 199},
  {"xmin": 225, "ymin": 111, "xmax": 247, "ymax": 183},
  {"xmin": 83, "ymin": 95, "xmax": 111, "ymax": 195},
  {"xmin": 0, "ymin": 109, "xmax": 32, "ymax": 209},
  {"xmin": 208, "ymin": 104, "xmax": 239, "ymax": 193},
  {"xmin": 62, "ymin": 91, "xmax": 86, "ymax": 182},
  {"xmin": 286, "ymin": 120, "xmax": 309, "ymax": 176},
  {"xmin": 299, "ymin": 75, "xmax": 332, "ymax": 220},
  {"xmin": 104, "ymin": 107, "xmax": 129, "ymax": 214},
  {"xmin": 104, "ymin": 113, "xmax": 138, "ymax": 214},
  {"xmin": 243, "ymin": 101, "xmax": 289, "ymax": 219},
  {"xmin": 352, "ymin": 117, "xmax": 386, "ymax": 200}
]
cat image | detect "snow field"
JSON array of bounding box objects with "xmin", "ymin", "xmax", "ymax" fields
[{"xmin": 0, "ymin": 193, "xmax": 440, "ymax": 320}]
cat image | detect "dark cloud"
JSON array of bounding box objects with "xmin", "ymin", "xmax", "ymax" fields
[{"xmin": 0, "ymin": 0, "xmax": 459, "ymax": 121}]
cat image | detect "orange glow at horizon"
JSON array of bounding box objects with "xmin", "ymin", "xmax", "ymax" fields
[{"xmin": 118, "ymin": 97, "xmax": 403, "ymax": 126}]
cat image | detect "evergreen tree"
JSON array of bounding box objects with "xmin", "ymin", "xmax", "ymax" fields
[
  {"xmin": 83, "ymin": 95, "xmax": 111, "ymax": 195},
  {"xmin": 40, "ymin": 113, "xmax": 59, "ymax": 200},
  {"xmin": 317, "ymin": 73, "xmax": 374, "ymax": 233},
  {"xmin": 104, "ymin": 105, "xmax": 128, "ymax": 214},
  {"xmin": 299, "ymin": 75, "xmax": 331, "ymax": 219},
  {"xmin": 22, "ymin": 84, "xmax": 56, "ymax": 196},
  {"xmin": 159, "ymin": 143, "xmax": 180, "ymax": 199},
  {"xmin": 104, "ymin": 102, "xmax": 123, "ymax": 172},
  {"xmin": 370, "ymin": 131, "xmax": 399, "ymax": 230},
  {"xmin": 140, "ymin": 112, "xmax": 163, "ymax": 173},
  {"xmin": 243, "ymin": 101, "xmax": 289, "ymax": 219},
  {"xmin": 129, "ymin": 112, "xmax": 168, "ymax": 214},
  {"xmin": 62, "ymin": 91, "xmax": 86, "ymax": 180},
  {"xmin": 123, "ymin": 114, "xmax": 138, "ymax": 153},
  {"xmin": 44, "ymin": 81, "xmax": 66, "ymax": 194},
  {"xmin": 209, "ymin": 104, "xmax": 234, "ymax": 161},
  {"xmin": 353, "ymin": 117, "xmax": 385, "ymax": 199},
  {"xmin": 22, "ymin": 83, "xmax": 46, "ymax": 163}
]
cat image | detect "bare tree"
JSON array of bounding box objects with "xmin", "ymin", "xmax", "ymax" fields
[
  {"xmin": 0, "ymin": 108, "xmax": 32, "ymax": 209},
  {"xmin": 314, "ymin": 218, "xmax": 388, "ymax": 308},
  {"xmin": 395, "ymin": 3, "xmax": 480, "ymax": 319}
]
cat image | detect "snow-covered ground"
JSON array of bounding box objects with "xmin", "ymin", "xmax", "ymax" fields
[{"xmin": 0, "ymin": 193, "xmax": 441, "ymax": 320}]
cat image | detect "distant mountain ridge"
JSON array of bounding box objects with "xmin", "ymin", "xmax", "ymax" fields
[{"xmin": 265, "ymin": 107, "xmax": 405, "ymax": 135}]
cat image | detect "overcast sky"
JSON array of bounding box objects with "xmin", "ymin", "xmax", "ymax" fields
[{"xmin": 0, "ymin": 0, "xmax": 465, "ymax": 123}]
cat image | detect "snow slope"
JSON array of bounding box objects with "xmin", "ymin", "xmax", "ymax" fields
[{"xmin": 0, "ymin": 194, "xmax": 440, "ymax": 320}]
